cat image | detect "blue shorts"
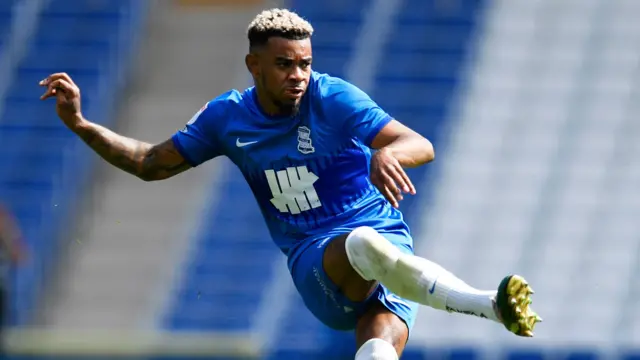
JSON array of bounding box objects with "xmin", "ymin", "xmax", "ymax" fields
[{"xmin": 288, "ymin": 232, "xmax": 419, "ymax": 333}]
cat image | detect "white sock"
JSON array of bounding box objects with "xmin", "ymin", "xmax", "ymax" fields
[
  {"xmin": 355, "ymin": 338, "xmax": 398, "ymax": 360},
  {"xmin": 345, "ymin": 226, "xmax": 499, "ymax": 322}
]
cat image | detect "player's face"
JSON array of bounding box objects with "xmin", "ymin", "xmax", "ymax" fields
[{"xmin": 250, "ymin": 37, "xmax": 312, "ymax": 116}]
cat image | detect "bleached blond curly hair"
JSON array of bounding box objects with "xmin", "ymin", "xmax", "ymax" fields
[{"xmin": 247, "ymin": 8, "xmax": 314, "ymax": 50}]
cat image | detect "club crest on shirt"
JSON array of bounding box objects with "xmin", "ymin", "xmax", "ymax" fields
[{"xmin": 297, "ymin": 126, "xmax": 315, "ymax": 154}]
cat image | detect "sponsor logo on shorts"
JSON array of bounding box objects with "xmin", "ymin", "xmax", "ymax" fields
[{"xmin": 313, "ymin": 267, "xmax": 340, "ymax": 309}]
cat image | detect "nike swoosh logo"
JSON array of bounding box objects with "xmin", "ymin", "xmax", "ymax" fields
[
  {"xmin": 429, "ymin": 280, "xmax": 437, "ymax": 294},
  {"xmin": 236, "ymin": 139, "xmax": 258, "ymax": 147}
]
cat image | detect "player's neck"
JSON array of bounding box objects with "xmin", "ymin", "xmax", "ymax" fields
[{"xmin": 254, "ymin": 87, "xmax": 288, "ymax": 118}]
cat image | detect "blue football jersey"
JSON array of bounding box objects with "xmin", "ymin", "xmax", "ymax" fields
[{"xmin": 172, "ymin": 71, "xmax": 411, "ymax": 263}]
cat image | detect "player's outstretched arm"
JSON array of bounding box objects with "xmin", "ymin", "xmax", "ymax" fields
[{"xmin": 39, "ymin": 72, "xmax": 190, "ymax": 181}]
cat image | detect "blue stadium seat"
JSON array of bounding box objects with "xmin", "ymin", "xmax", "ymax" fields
[
  {"xmin": 0, "ymin": 0, "xmax": 15, "ymax": 14},
  {"xmin": 19, "ymin": 42, "xmax": 112, "ymax": 72},
  {"xmin": 399, "ymin": 0, "xmax": 482, "ymax": 23},
  {"xmin": 42, "ymin": 0, "xmax": 127, "ymax": 15},
  {"xmin": 293, "ymin": 0, "xmax": 371, "ymax": 78},
  {"xmin": 291, "ymin": 0, "xmax": 370, "ymax": 22},
  {"xmin": 0, "ymin": 1, "xmax": 17, "ymax": 54}
]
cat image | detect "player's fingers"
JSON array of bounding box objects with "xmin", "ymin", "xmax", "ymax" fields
[
  {"xmin": 49, "ymin": 79, "xmax": 77, "ymax": 98},
  {"xmin": 39, "ymin": 86, "xmax": 57, "ymax": 100},
  {"xmin": 371, "ymin": 174, "xmax": 399, "ymax": 208},
  {"xmin": 396, "ymin": 166, "xmax": 416, "ymax": 195},
  {"xmin": 379, "ymin": 171, "xmax": 403, "ymax": 201},
  {"xmin": 39, "ymin": 72, "xmax": 74, "ymax": 87},
  {"xmin": 386, "ymin": 164, "xmax": 410, "ymax": 195},
  {"xmin": 381, "ymin": 184, "xmax": 399, "ymax": 208}
]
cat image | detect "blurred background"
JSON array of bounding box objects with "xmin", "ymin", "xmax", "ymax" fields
[{"xmin": 0, "ymin": 0, "xmax": 639, "ymax": 359}]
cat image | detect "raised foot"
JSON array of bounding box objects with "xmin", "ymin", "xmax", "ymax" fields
[{"xmin": 495, "ymin": 275, "xmax": 542, "ymax": 337}]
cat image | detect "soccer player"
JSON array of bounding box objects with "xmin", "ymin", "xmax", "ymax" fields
[{"xmin": 39, "ymin": 8, "xmax": 541, "ymax": 359}]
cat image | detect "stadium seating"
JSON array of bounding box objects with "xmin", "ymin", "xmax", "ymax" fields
[
  {"xmin": 410, "ymin": 0, "xmax": 640, "ymax": 357},
  {"xmin": 161, "ymin": 165, "xmax": 280, "ymax": 332},
  {"xmin": 0, "ymin": 0, "xmax": 145, "ymax": 325},
  {"xmin": 5, "ymin": 0, "xmax": 640, "ymax": 359}
]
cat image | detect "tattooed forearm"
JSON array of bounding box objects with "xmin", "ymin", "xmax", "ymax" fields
[
  {"xmin": 75, "ymin": 122, "xmax": 150, "ymax": 176},
  {"xmin": 139, "ymin": 142, "xmax": 192, "ymax": 181},
  {"xmin": 73, "ymin": 120, "xmax": 191, "ymax": 181}
]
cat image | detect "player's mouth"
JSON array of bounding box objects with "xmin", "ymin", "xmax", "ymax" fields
[{"xmin": 284, "ymin": 87, "xmax": 305, "ymax": 98}]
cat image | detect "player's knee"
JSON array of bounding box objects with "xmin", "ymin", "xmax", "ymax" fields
[
  {"xmin": 345, "ymin": 226, "xmax": 400, "ymax": 281},
  {"xmin": 355, "ymin": 338, "xmax": 398, "ymax": 360},
  {"xmin": 346, "ymin": 226, "xmax": 379, "ymax": 252}
]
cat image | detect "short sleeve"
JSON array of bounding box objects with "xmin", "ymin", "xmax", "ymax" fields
[
  {"xmin": 322, "ymin": 78, "xmax": 392, "ymax": 147},
  {"xmin": 171, "ymin": 100, "xmax": 225, "ymax": 167}
]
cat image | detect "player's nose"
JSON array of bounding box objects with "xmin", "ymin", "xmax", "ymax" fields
[{"xmin": 288, "ymin": 67, "xmax": 305, "ymax": 82}]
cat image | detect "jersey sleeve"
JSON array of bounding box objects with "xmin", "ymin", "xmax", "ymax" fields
[
  {"xmin": 171, "ymin": 100, "xmax": 225, "ymax": 167},
  {"xmin": 323, "ymin": 78, "xmax": 393, "ymax": 147}
]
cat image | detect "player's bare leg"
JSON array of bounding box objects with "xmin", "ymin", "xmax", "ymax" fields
[
  {"xmin": 323, "ymin": 235, "xmax": 406, "ymax": 359},
  {"xmin": 323, "ymin": 234, "xmax": 377, "ymax": 302},
  {"xmin": 355, "ymin": 302, "xmax": 408, "ymax": 359},
  {"xmin": 328, "ymin": 227, "xmax": 542, "ymax": 338}
]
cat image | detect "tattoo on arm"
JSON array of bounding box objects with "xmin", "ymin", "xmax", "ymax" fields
[
  {"xmin": 74, "ymin": 121, "xmax": 191, "ymax": 181},
  {"xmin": 140, "ymin": 140, "xmax": 192, "ymax": 181}
]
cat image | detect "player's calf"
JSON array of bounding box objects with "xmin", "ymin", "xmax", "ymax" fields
[
  {"xmin": 355, "ymin": 301, "xmax": 407, "ymax": 359},
  {"xmin": 344, "ymin": 226, "xmax": 542, "ymax": 336}
]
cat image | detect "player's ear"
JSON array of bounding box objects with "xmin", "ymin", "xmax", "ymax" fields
[{"xmin": 245, "ymin": 53, "xmax": 260, "ymax": 78}]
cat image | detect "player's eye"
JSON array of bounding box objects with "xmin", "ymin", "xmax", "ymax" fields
[{"xmin": 300, "ymin": 61, "xmax": 311, "ymax": 69}]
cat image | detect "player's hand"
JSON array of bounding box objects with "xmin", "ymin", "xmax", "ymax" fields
[
  {"xmin": 370, "ymin": 148, "xmax": 416, "ymax": 208},
  {"xmin": 39, "ymin": 72, "xmax": 84, "ymax": 130}
]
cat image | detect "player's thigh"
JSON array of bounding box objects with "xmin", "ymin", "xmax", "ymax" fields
[
  {"xmin": 289, "ymin": 231, "xmax": 417, "ymax": 332},
  {"xmin": 323, "ymin": 233, "xmax": 377, "ymax": 302},
  {"xmin": 290, "ymin": 236, "xmax": 365, "ymax": 330},
  {"xmin": 356, "ymin": 301, "xmax": 409, "ymax": 357}
]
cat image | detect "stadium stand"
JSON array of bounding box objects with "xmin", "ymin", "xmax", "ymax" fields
[
  {"xmin": 0, "ymin": 0, "xmax": 146, "ymax": 325},
  {"xmin": 161, "ymin": 164, "xmax": 280, "ymax": 333},
  {"xmin": 2, "ymin": 0, "xmax": 640, "ymax": 359}
]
